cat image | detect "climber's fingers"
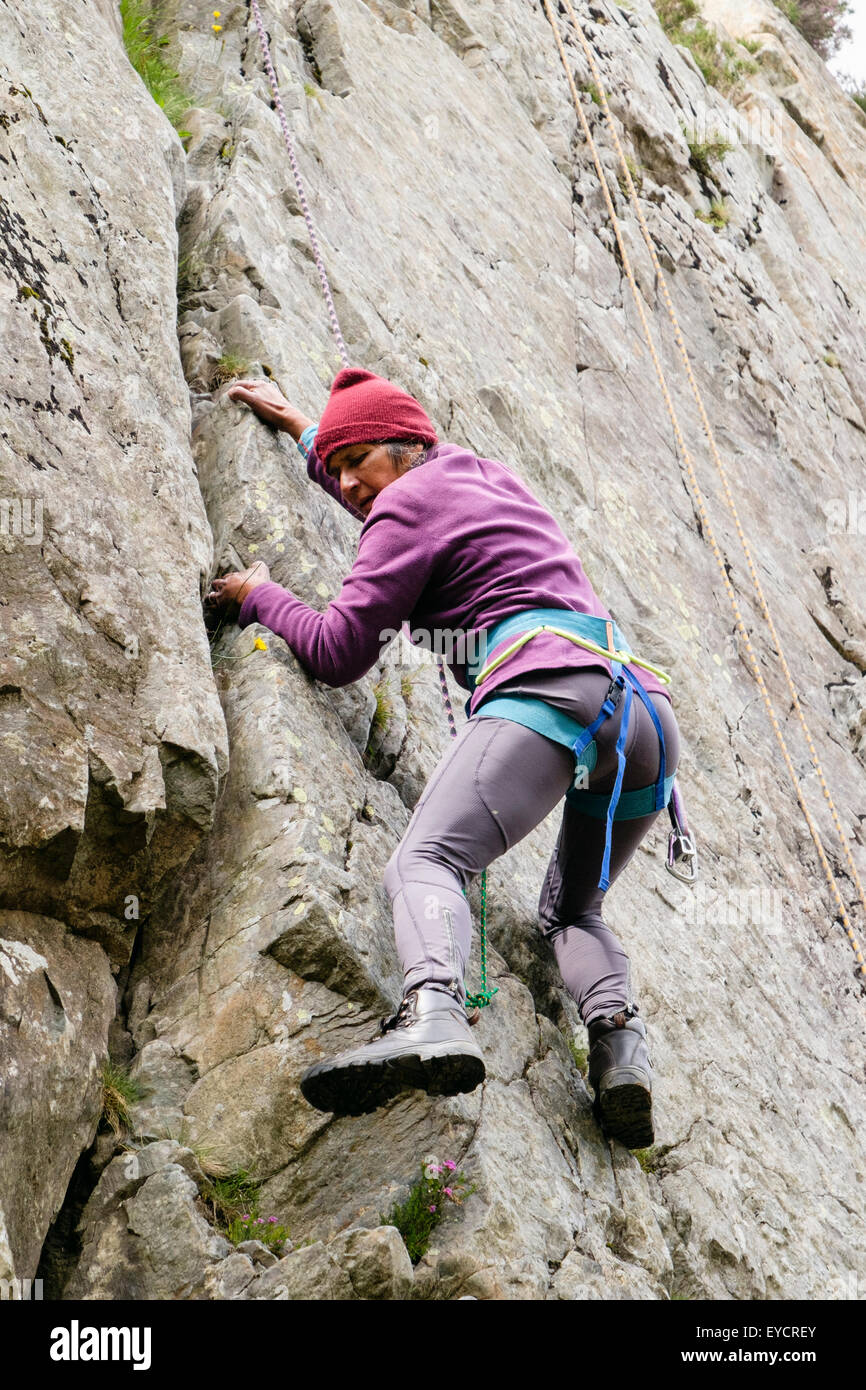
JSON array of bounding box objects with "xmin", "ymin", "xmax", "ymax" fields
[
  {"xmin": 204, "ymin": 563, "xmax": 271, "ymax": 615},
  {"xmin": 227, "ymin": 379, "xmax": 292, "ymax": 426}
]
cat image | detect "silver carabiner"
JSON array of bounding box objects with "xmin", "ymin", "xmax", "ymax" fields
[{"xmin": 666, "ymin": 829, "xmax": 698, "ymax": 884}]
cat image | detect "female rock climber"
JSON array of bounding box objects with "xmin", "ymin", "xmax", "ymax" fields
[{"xmin": 205, "ymin": 366, "xmax": 680, "ymax": 1149}]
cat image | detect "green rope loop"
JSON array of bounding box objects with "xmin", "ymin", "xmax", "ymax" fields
[{"xmin": 462, "ymin": 868, "xmax": 497, "ymax": 1011}]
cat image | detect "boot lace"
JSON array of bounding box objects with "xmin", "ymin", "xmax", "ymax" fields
[{"xmin": 377, "ymin": 993, "xmax": 415, "ymax": 1036}]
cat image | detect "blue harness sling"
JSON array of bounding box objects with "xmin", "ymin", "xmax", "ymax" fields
[{"xmin": 464, "ymin": 608, "xmax": 695, "ymax": 892}]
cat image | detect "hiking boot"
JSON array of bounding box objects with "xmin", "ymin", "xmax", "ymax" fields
[
  {"xmin": 300, "ymin": 987, "xmax": 486, "ymax": 1117},
  {"xmin": 587, "ymin": 1006, "xmax": 654, "ymax": 1149}
]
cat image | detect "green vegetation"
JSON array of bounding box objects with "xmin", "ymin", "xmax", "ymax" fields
[
  {"xmin": 740, "ymin": 37, "xmax": 763, "ymax": 54},
  {"xmin": 696, "ymin": 198, "xmax": 731, "ymax": 229},
  {"xmin": 617, "ymin": 155, "xmax": 643, "ymax": 196},
  {"xmin": 653, "ymin": 1, "xmax": 756, "ymax": 95},
  {"xmin": 211, "ymin": 352, "xmax": 250, "ymax": 386},
  {"xmin": 566, "ymin": 1036, "xmax": 589, "ymax": 1076},
  {"xmin": 634, "ymin": 1142, "xmax": 675, "ymax": 1173},
  {"xmin": 101, "ymin": 1060, "xmax": 143, "ymax": 1137},
  {"xmin": 383, "ymin": 1159, "xmax": 475, "ymax": 1265},
  {"xmin": 400, "ymin": 671, "xmax": 416, "ymax": 702},
  {"xmin": 633, "ymin": 1146, "xmax": 658, "ymax": 1173},
  {"xmin": 684, "ymin": 131, "xmax": 733, "ymax": 180},
  {"xmin": 120, "ymin": 0, "xmax": 195, "ymax": 133},
  {"xmin": 201, "ymin": 1169, "xmax": 290, "ymax": 1252},
  {"xmin": 823, "ymin": 352, "xmax": 841, "ymax": 368},
  {"xmin": 771, "ymin": 0, "xmax": 852, "ymax": 58},
  {"xmin": 365, "ymin": 680, "xmax": 393, "ymax": 756},
  {"xmin": 853, "ymin": 92, "xmax": 866, "ymax": 116},
  {"xmin": 581, "ymin": 83, "xmax": 603, "ymax": 106}
]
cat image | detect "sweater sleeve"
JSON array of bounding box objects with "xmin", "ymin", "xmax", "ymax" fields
[
  {"xmin": 297, "ymin": 424, "xmax": 365, "ymax": 524},
  {"xmin": 237, "ymin": 483, "xmax": 442, "ymax": 686}
]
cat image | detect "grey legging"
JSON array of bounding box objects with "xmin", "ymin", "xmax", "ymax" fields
[{"xmin": 383, "ymin": 665, "xmax": 680, "ymax": 1025}]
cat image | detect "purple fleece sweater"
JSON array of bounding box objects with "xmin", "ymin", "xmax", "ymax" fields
[{"xmin": 238, "ymin": 439, "xmax": 672, "ymax": 715}]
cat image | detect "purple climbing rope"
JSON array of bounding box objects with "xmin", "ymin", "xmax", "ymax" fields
[
  {"xmin": 246, "ymin": 0, "xmax": 492, "ymax": 1001},
  {"xmin": 249, "ymin": 0, "xmax": 350, "ymax": 369}
]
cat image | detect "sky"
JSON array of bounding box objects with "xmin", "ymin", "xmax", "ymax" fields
[{"xmin": 828, "ymin": 0, "xmax": 866, "ymax": 85}]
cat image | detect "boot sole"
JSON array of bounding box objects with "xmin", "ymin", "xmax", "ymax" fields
[
  {"xmin": 301, "ymin": 1046, "xmax": 486, "ymax": 1117},
  {"xmin": 595, "ymin": 1070, "xmax": 654, "ymax": 1149}
]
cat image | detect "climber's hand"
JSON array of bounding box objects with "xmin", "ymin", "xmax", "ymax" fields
[
  {"xmin": 205, "ymin": 562, "xmax": 271, "ymax": 618},
  {"xmin": 227, "ymin": 379, "xmax": 294, "ymax": 429}
]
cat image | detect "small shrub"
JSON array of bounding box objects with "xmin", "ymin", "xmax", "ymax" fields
[
  {"xmin": 772, "ymin": 0, "xmax": 852, "ymax": 58},
  {"xmin": 101, "ymin": 1060, "xmax": 143, "ymax": 1137},
  {"xmin": 201, "ymin": 1169, "xmax": 290, "ymax": 1252},
  {"xmin": 120, "ymin": 0, "xmax": 196, "ymax": 133},
  {"xmin": 653, "ymin": 1, "xmax": 757, "ymax": 95},
  {"xmin": 211, "ymin": 352, "xmax": 250, "ymax": 386},
  {"xmin": 581, "ymin": 83, "xmax": 603, "ymax": 106},
  {"xmin": 684, "ymin": 130, "xmax": 733, "ymax": 179},
  {"xmin": 741, "ymin": 37, "xmax": 763, "ymax": 54},
  {"xmin": 383, "ymin": 1157, "xmax": 476, "ymax": 1265}
]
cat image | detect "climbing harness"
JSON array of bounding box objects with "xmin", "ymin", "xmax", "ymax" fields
[
  {"xmin": 540, "ymin": 0, "xmax": 865, "ymax": 993},
  {"xmin": 466, "ymin": 608, "xmax": 680, "ymax": 892},
  {"xmin": 248, "ymin": 0, "xmax": 495, "ymax": 1010}
]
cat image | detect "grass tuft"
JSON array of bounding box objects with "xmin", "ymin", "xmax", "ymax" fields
[
  {"xmin": 101, "ymin": 1060, "xmax": 143, "ymax": 1137},
  {"xmin": 200, "ymin": 1169, "xmax": 290, "ymax": 1252},
  {"xmin": 211, "ymin": 352, "xmax": 250, "ymax": 386},
  {"xmin": 696, "ymin": 197, "xmax": 731, "ymax": 229},
  {"xmin": 120, "ymin": 0, "xmax": 196, "ymax": 132},
  {"xmin": 684, "ymin": 131, "xmax": 733, "ymax": 179}
]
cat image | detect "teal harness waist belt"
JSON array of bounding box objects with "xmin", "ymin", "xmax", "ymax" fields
[{"xmin": 464, "ymin": 608, "xmax": 675, "ymax": 892}]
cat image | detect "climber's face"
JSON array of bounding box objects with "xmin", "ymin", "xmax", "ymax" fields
[{"xmin": 325, "ymin": 441, "xmax": 423, "ymax": 516}]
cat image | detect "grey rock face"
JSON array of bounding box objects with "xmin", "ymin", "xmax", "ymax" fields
[
  {"xmin": 0, "ymin": 913, "xmax": 115, "ymax": 1282},
  {"xmin": 0, "ymin": 0, "xmax": 228, "ymax": 960},
  {"xmin": 2, "ymin": 0, "xmax": 866, "ymax": 1299}
]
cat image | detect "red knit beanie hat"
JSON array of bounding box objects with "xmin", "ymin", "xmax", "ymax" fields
[{"xmin": 314, "ymin": 367, "xmax": 439, "ymax": 464}]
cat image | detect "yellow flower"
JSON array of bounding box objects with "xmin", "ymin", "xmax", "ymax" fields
[
  {"xmin": 213, "ymin": 9, "xmax": 221, "ymax": 15},
  {"xmin": 212, "ymin": 22, "xmax": 223, "ymax": 31},
  {"xmin": 254, "ymin": 638, "xmax": 268, "ymax": 651}
]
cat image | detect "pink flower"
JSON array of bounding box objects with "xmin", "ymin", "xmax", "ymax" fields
[
  {"xmin": 444, "ymin": 1160, "xmax": 457, "ymax": 1171},
  {"xmin": 444, "ymin": 1187, "xmax": 453, "ymax": 1196},
  {"xmin": 268, "ymin": 1216, "xmax": 278, "ymax": 1223},
  {"xmin": 429, "ymin": 1204, "xmax": 437, "ymax": 1212}
]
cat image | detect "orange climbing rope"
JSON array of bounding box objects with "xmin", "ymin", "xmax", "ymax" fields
[{"xmin": 539, "ymin": 0, "xmax": 866, "ymax": 990}]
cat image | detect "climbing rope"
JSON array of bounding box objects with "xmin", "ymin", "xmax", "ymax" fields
[
  {"xmin": 540, "ymin": 0, "xmax": 866, "ymax": 992},
  {"xmin": 247, "ymin": 0, "xmax": 494, "ymax": 1010}
]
